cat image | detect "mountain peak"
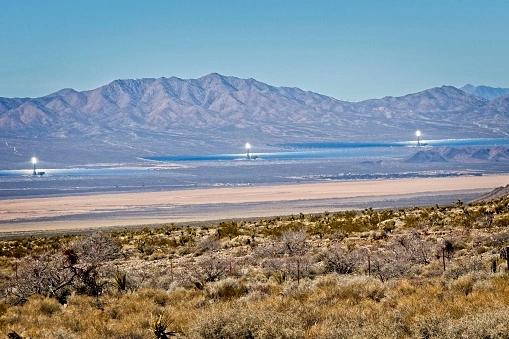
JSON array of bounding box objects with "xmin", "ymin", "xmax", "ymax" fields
[
  {"xmin": 46, "ymin": 88, "xmax": 78, "ymax": 97},
  {"xmin": 201, "ymin": 72, "xmax": 225, "ymax": 79},
  {"xmin": 435, "ymin": 85, "xmax": 475, "ymax": 97},
  {"xmin": 461, "ymin": 84, "xmax": 476, "ymax": 92},
  {"xmin": 393, "ymin": 85, "xmax": 480, "ymax": 102}
]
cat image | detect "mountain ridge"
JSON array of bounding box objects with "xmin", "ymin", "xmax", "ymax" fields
[
  {"xmin": 460, "ymin": 84, "xmax": 509, "ymax": 100},
  {"xmin": 1, "ymin": 74, "xmax": 509, "ymax": 165}
]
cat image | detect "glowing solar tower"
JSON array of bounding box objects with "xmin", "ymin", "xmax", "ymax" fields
[
  {"xmin": 416, "ymin": 130, "xmax": 421, "ymax": 146},
  {"xmin": 31, "ymin": 157, "xmax": 37, "ymax": 175},
  {"xmin": 245, "ymin": 143, "xmax": 251, "ymax": 159}
]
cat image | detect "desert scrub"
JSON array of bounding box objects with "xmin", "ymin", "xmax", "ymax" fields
[
  {"xmin": 217, "ymin": 221, "xmax": 242, "ymax": 239},
  {"xmin": 319, "ymin": 244, "xmax": 356, "ymax": 274},
  {"xmin": 4, "ymin": 233, "xmax": 122, "ymax": 304},
  {"xmin": 2, "ymin": 196, "xmax": 509, "ymax": 336},
  {"xmin": 187, "ymin": 302, "xmax": 305, "ymax": 339},
  {"xmin": 0, "ymin": 235, "xmax": 75, "ymax": 259},
  {"xmin": 205, "ymin": 277, "xmax": 248, "ymax": 301}
]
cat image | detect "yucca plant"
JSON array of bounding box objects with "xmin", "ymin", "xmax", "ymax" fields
[
  {"xmin": 151, "ymin": 313, "xmax": 177, "ymax": 338},
  {"xmin": 112, "ymin": 270, "xmax": 127, "ymax": 292}
]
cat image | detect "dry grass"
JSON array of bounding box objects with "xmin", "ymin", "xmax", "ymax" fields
[{"xmin": 1, "ymin": 196, "xmax": 509, "ymax": 338}]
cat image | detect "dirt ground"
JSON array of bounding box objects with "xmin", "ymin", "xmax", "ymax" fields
[{"xmin": 1, "ymin": 175, "xmax": 508, "ymax": 235}]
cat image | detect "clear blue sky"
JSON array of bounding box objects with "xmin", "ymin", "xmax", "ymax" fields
[{"xmin": 1, "ymin": 0, "xmax": 508, "ymax": 101}]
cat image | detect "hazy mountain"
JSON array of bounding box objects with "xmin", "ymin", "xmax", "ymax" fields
[
  {"xmin": 1, "ymin": 73, "xmax": 509, "ymax": 165},
  {"xmin": 460, "ymin": 84, "xmax": 509, "ymax": 100}
]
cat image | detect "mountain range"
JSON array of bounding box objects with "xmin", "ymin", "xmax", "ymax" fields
[{"xmin": 1, "ymin": 73, "xmax": 509, "ymax": 165}]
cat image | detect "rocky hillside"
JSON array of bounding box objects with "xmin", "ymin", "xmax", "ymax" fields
[{"xmin": 1, "ymin": 74, "xmax": 509, "ymax": 164}]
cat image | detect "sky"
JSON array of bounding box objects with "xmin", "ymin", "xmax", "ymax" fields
[{"xmin": 1, "ymin": 0, "xmax": 508, "ymax": 101}]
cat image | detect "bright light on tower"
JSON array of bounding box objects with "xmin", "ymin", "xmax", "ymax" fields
[
  {"xmin": 31, "ymin": 157, "xmax": 37, "ymax": 175},
  {"xmin": 245, "ymin": 143, "xmax": 251, "ymax": 159},
  {"xmin": 415, "ymin": 130, "xmax": 421, "ymax": 146}
]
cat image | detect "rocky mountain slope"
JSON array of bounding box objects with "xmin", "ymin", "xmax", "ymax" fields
[{"xmin": 1, "ymin": 74, "xmax": 509, "ymax": 165}]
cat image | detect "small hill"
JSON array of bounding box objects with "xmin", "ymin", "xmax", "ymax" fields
[
  {"xmin": 404, "ymin": 149, "xmax": 448, "ymax": 163},
  {"xmin": 472, "ymin": 183, "xmax": 509, "ymax": 202}
]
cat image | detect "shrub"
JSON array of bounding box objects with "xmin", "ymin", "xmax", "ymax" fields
[
  {"xmin": 279, "ymin": 231, "xmax": 308, "ymax": 256},
  {"xmin": 320, "ymin": 245, "xmax": 355, "ymax": 274},
  {"xmin": 217, "ymin": 221, "xmax": 241, "ymax": 239},
  {"xmin": 6, "ymin": 233, "xmax": 122, "ymax": 304},
  {"xmin": 194, "ymin": 236, "xmax": 220, "ymax": 255},
  {"xmin": 195, "ymin": 256, "xmax": 229, "ymax": 282},
  {"xmin": 451, "ymin": 274, "xmax": 476, "ymax": 296},
  {"xmin": 6, "ymin": 253, "xmax": 74, "ymax": 305},
  {"xmin": 206, "ymin": 278, "xmax": 248, "ymax": 301},
  {"xmin": 71, "ymin": 232, "xmax": 121, "ymax": 265},
  {"xmin": 187, "ymin": 304, "xmax": 305, "ymax": 339},
  {"xmin": 39, "ymin": 298, "xmax": 61, "ymax": 316},
  {"xmin": 443, "ymin": 257, "xmax": 486, "ymax": 280}
]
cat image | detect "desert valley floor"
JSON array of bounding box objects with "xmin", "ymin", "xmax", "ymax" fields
[{"xmin": 1, "ymin": 175, "xmax": 508, "ymax": 237}]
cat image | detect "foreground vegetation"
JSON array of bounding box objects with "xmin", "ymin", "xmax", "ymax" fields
[{"xmin": 1, "ymin": 195, "xmax": 509, "ymax": 338}]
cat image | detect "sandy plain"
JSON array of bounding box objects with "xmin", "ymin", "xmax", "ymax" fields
[{"xmin": 1, "ymin": 175, "xmax": 508, "ymax": 236}]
